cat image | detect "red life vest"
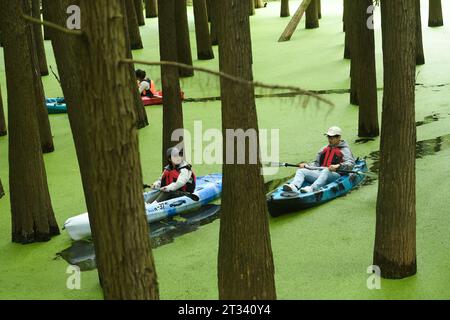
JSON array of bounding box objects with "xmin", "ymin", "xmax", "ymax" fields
[
  {"xmin": 160, "ymin": 164, "xmax": 196, "ymax": 193},
  {"xmin": 319, "ymin": 146, "xmax": 344, "ymax": 167}
]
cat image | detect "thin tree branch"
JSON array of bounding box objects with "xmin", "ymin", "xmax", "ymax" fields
[
  {"xmin": 119, "ymin": 58, "xmax": 334, "ymax": 106},
  {"xmin": 22, "ymin": 14, "xmax": 83, "ymax": 36}
]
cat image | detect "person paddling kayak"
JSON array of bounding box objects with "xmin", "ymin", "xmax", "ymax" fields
[
  {"xmin": 135, "ymin": 69, "xmax": 157, "ymax": 98},
  {"xmin": 283, "ymin": 126, "xmax": 356, "ymax": 193},
  {"xmin": 147, "ymin": 147, "xmax": 197, "ymax": 203}
]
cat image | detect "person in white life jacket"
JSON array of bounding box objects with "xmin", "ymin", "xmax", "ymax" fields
[
  {"xmin": 148, "ymin": 147, "xmax": 196, "ymax": 203},
  {"xmin": 283, "ymin": 126, "xmax": 356, "ymax": 193},
  {"xmin": 135, "ymin": 69, "xmax": 156, "ymax": 98}
]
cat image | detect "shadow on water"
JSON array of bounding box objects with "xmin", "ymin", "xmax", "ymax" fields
[
  {"xmin": 56, "ymin": 204, "xmax": 221, "ymax": 271},
  {"xmin": 365, "ymin": 133, "xmax": 450, "ymax": 186}
]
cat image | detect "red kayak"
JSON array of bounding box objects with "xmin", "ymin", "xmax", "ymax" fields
[{"xmin": 141, "ymin": 91, "xmax": 185, "ymax": 106}]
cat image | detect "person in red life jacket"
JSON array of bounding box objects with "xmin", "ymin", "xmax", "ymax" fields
[
  {"xmin": 283, "ymin": 126, "xmax": 355, "ymax": 193},
  {"xmin": 148, "ymin": 147, "xmax": 196, "ymax": 203},
  {"xmin": 135, "ymin": 69, "xmax": 156, "ymax": 98}
]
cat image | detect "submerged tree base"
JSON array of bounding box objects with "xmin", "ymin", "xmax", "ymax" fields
[
  {"xmin": 374, "ymin": 251, "xmax": 417, "ymax": 279},
  {"xmin": 12, "ymin": 226, "xmax": 60, "ymax": 244}
]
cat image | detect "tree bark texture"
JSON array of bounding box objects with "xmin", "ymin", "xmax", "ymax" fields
[
  {"xmin": 305, "ymin": 0, "xmax": 319, "ymax": 29},
  {"xmin": 175, "ymin": 0, "xmax": 194, "ymax": 77},
  {"xmin": 125, "ymin": 0, "xmax": 144, "ymax": 49},
  {"xmin": 428, "ymin": 0, "xmax": 443, "ymax": 27},
  {"xmin": 193, "ymin": 0, "xmax": 214, "ymax": 60}
]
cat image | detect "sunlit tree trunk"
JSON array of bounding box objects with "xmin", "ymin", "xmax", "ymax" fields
[
  {"xmin": 374, "ymin": 0, "xmax": 417, "ymax": 279},
  {"xmin": 217, "ymin": 0, "xmax": 276, "ymax": 300}
]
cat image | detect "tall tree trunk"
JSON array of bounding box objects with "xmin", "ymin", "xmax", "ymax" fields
[
  {"xmin": 77, "ymin": 0, "xmax": 159, "ymax": 299},
  {"xmin": 280, "ymin": 0, "xmax": 290, "ymax": 17},
  {"xmin": 209, "ymin": 0, "xmax": 219, "ymax": 45},
  {"xmin": 305, "ymin": 0, "xmax": 319, "ymax": 29},
  {"xmin": 134, "ymin": 0, "xmax": 146, "ymax": 25},
  {"xmin": 352, "ymin": 0, "xmax": 379, "ymax": 137},
  {"xmin": 41, "ymin": 0, "xmax": 51, "ymax": 40},
  {"xmin": 428, "ymin": 0, "xmax": 443, "ymax": 27},
  {"xmin": 0, "ymin": 86, "xmax": 6, "ymax": 136},
  {"xmin": 374, "ymin": 0, "xmax": 417, "ymax": 279},
  {"xmin": 158, "ymin": 0, "xmax": 185, "ymax": 169},
  {"xmin": 0, "ymin": 0, "xmax": 59, "ymax": 243},
  {"xmin": 318, "ymin": 0, "xmax": 321, "ymax": 19},
  {"xmin": 31, "ymin": 0, "xmax": 49, "ymax": 76},
  {"xmin": 193, "ymin": 0, "xmax": 214, "ymax": 60},
  {"xmin": 416, "ymin": 0, "xmax": 425, "ymax": 65},
  {"xmin": 249, "ymin": 0, "xmax": 255, "ymax": 15},
  {"xmin": 145, "ymin": 0, "xmax": 158, "ymax": 18},
  {"xmin": 343, "ymin": 0, "xmax": 351, "ymax": 58},
  {"xmin": 0, "ymin": 178, "xmax": 4, "ymax": 198},
  {"xmin": 24, "ymin": 0, "xmax": 54, "ymax": 153},
  {"xmin": 348, "ymin": 0, "xmax": 358, "ymax": 105},
  {"xmin": 217, "ymin": 0, "xmax": 276, "ymax": 300},
  {"xmin": 125, "ymin": 0, "xmax": 144, "ymax": 49},
  {"xmin": 254, "ymin": 0, "xmax": 264, "ymax": 8},
  {"xmin": 175, "ymin": 0, "xmax": 194, "ymax": 77},
  {"xmin": 124, "ymin": 0, "xmax": 149, "ymax": 129}
]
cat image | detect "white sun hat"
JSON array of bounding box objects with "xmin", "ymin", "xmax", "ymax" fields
[{"xmin": 325, "ymin": 126, "xmax": 342, "ymax": 136}]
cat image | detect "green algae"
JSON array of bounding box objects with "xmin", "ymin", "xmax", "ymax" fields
[{"xmin": 1, "ymin": 0, "xmax": 450, "ymax": 299}]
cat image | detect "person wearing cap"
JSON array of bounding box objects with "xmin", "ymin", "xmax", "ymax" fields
[
  {"xmin": 283, "ymin": 126, "xmax": 355, "ymax": 193},
  {"xmin": 149, "ymin": 147, "xmax": 196, "ymax": 203}
]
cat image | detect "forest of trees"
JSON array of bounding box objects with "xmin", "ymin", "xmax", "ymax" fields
[{"xmin": 0, "ymin": 0, "xmax": 446, "ymax": 299}]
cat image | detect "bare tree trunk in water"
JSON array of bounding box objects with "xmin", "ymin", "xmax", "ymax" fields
[
  {"xmin": 374, "ymin": 0, "xmax": 417, "ymax": 279},
  {"xmin": 158, "ymin": 0, "xmax": 185, "ymax": 169},
  {"xmin": 281, "ymin": 0, "xmax": 290, "ymax": 17},
  {"xmin": 348, "ymin": 0, "xmax": 358, "ymax": 105},
  {"xmin": 352, "ymin": 0, "xmax": 379, "ymax": 137},
  {"xmin": 41, "ymin": 0, "xmax": 51, "ymax": 40},
  {"xmin": 0, "ymin": 0, "xmax": 59, "ymax": 244},
  {"xmin": 77, "ymin": 0, "xmax": 159, "ymax": 299},
  {"xmin": 305, "ymin": 0, "xmax": 319, "ymax": 29},
  {"xmin": 145, "ymin": 0, "xmax": 158, "ymax": 18},
  {"xmin": 24, "ymin": 0, "xmax": 54, "ymax": 153},
  {"xmin": 209, "ymin": 0, "xmax": 219, "ymax": 45},
  {"xmin": 249, "ymin": 0, "xmax": 255, "ymax": 16},
  {"xmin": 343, "ymin": 0, "xmax": 351, "ymax": 58},
  {"xmin": 134, "ymin": 0, "xmax": 146, "ymax": 25},
  {"xmin": 175, "ymin": 0, "xmax": 194, "ymax": 77},
  {"xmin": 125, "ymin": 0, "xmax": 144, "ymax": 49},
  {"xmin": 217, "ymin": 0, "xmax": 276, "ymax": 300},
  {"xmin": 416, "ymin": 0, "xmax": 425, "ymax": 65},
  {"xmin": 0, "ymin": 86, "xmax": 6, "ymax": 136},
  {"xmin": 428, "ymin": 0, "xmax": 443, "ymax": 27},
  {"xmin": 31, "ymin": 0, "xmax": 49, "ymax": 75},
  {"xmin": 193, "ymin": 0, "xmax": 214, "ymax": 60}
]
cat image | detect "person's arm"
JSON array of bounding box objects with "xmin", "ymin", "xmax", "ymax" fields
[
  {"xmin": 138, "ymin": 81, "xmax": 149, "ymax": 94},
  {"xmin": 339, "ymin": 147, "xmax": 356, "ymax": 171},
  {"xmin": 161, "ymin": 169, "xmax": 192, "ymax": 192},
  {"xmin": 309, "ymin": 147, "xmax": 325, "ymax": 167},
  {"xmin": 151, "ymin": 173, "xmax": 163, "ymax": 189}
]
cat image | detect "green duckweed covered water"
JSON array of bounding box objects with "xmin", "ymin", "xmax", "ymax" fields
[{"xmin": 1, "ymin": 1, "xmax": 450, "ymax": 299}]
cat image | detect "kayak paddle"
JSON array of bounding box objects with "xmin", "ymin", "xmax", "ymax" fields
[
  {"xmin": 264, "ymin": 162, "xmax": 366, "ymax": 175},
  {"xmin": 143, "ymin": 184, "xmax": 200, "ymax": 201}
]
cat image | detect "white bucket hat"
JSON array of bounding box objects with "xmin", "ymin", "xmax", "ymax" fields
[{"xmin": 325, "ymin": 126, "xmax": 342, "ymax": 136}]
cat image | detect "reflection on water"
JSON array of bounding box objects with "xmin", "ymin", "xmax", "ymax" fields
[{"xmin": 56, "ymin": 205, "xmax": 221, "ymax": 271}]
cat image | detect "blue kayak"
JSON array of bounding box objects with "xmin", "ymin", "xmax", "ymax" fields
[
  {"xmin": 64, "ymin": 173, "xmax": 222, "ymax": 240},
  {"xmin": 267, "ymin": 159, "xmax": 367, "ymax": 217},
  {"xmin": 46, "ymin": 97, "xmax": 67, "ymax": 114}
]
